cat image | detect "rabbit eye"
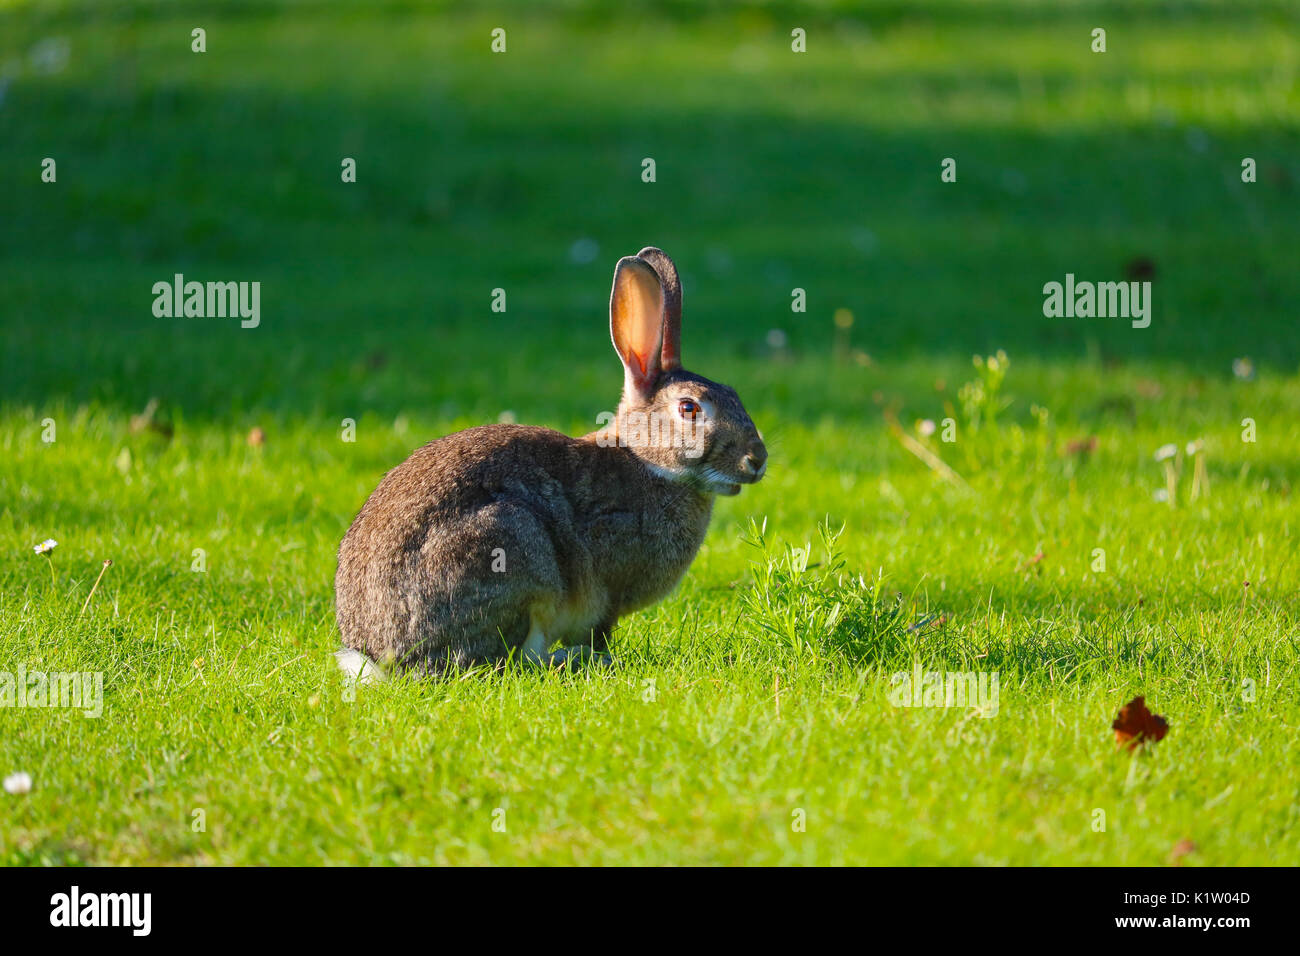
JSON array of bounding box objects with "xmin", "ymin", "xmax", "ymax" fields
[{"xmin": 677, "ymin": 399, "xmax": 701, "ymax": 420}]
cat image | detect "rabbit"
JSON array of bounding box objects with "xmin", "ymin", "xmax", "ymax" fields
[{"xmin": 334, "ymin": 246, "xmax": 767, "ymax": 677}]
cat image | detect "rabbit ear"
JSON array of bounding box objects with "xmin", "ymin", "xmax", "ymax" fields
[
  {"xmin": 610, "ymin": 256, "xmax": 665, "ymax": 400},
  {"xmin": 636, "ymin": 246, "xmax": 681, "ymax": 372}
]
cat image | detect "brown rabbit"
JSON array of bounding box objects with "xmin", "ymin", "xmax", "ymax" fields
[{"xmin": 334, "ymin": 247, "xmax": 767, "ymax": 678}]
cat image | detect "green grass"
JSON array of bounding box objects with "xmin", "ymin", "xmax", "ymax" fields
[{"xmin": 2, "ymin": 0, "xmax": 1298, "ymax": 864}]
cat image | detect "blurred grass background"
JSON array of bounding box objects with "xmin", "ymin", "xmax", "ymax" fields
[{"xmin": 3, "ymin": 0, "xmax": 1299, "ymax": 420}]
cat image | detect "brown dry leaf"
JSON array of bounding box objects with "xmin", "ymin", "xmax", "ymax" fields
[
  {"xmin": 1169, "ymin": 839, "xmax": 1197, "ymax": 865},
  {"xmin": 1124, "ymin": 256, "xmax": 1157, "ymax": 281},
  {"xmin": 1064, "ymin": 436, "xmax": 1098, "ymax": 457},
  {"xmin": 1112, "ymin": 696, "xmax": 1169, "ymax": 751},
  {"xmin": 129, "ymin": 397, "xmax": 174, "ymax": 439},
  {"xmin": 1019, "ymin": 550, "xmax": 1045, "ymax": 572}
]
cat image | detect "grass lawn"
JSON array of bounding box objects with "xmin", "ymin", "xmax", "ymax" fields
[{"xmin": 2, "ymin": 0, "xmax": 1298, "ymax": 865}]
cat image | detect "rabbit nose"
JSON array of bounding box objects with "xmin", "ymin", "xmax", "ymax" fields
[{"xmin": 741, "ymin": 444, "xmax": 768, "ymax": 478}]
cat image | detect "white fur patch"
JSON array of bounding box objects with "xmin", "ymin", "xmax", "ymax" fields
[
  {"xmin": 644, "ymin": 461, "xmax": 685, "ymax": 483},
  {"xmin": 334, "ymin": 648, "xmax": 387, "ymax": 684},
  {"xmin": 521, "ymin": 621, "xmax": 550, "ymax": 666}
]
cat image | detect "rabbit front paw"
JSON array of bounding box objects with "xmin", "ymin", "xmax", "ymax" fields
[
  {"xmin": 537, "ymin": 644, "xmax": 614, "ymax": 671},
  {"xmin": 521, "ymin": 617, "xmax": 615, "ymax": 670}
]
